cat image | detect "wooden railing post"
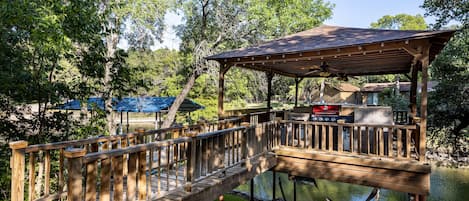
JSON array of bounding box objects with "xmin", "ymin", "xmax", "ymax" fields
[
  {"xmin": 9, "ymin": 141, "xmax": 28, "ymax": 201},
  {"xmin": 185, "ymin": 132, "xmax": 197, "ymax": 192},
  {"xmin": 64, "ymin": 148, "xmax": 86, "ymax": 201},
  {"xmin": 337, "ymin": 120, "xmax": 345, "ymax": 152},
  {"xmin": 241, "ymin": 123, "xmax": 250, "ymax": 167}
]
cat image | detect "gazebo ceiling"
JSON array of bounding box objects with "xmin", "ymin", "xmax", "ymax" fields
[{"xmin": 207, "ymin": 25, "xmax": 455, "ymax": 77}]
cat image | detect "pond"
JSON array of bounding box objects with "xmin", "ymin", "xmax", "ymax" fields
[{"xmin": 235, "ymin": 166, "xmax": 469, "ymax": 201}]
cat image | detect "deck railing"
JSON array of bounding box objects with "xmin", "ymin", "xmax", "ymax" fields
[
  {"xmin": 277, "ymin": 120, "xmax": 421, "ymax": 160},
  {"xmin": 8, "ymin": 118, "xmax": 242, "ymax": 201},
  {"xmin": 393, "ymin": 110, "xmax": 409, "ymax": 124},
  {"xmin": 64, "ymin": 122, "xmax": 276, "ymax": 200}
]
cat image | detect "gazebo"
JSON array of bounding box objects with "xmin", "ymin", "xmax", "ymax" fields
[{"xmin": 207, "ymin": 25, "xmax": 455, "ymax": 161}]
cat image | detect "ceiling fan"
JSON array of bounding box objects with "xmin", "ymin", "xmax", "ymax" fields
[
  {"xmin": 303, "ymin": 61, "xmax": 339, "ymax": 77},
  {"xmin": 303, "ymin": 62, "xmax": 357, "ymax": 81}
]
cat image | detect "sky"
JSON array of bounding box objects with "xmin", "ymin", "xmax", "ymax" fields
[{"xmin": 143, "ymin": 0, "xmax": 435, "ymax": 50}]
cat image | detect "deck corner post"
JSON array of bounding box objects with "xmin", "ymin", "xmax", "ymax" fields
[
  {"xmin": 185, "ymin": 132, "xmax": 198, "ymax": 192},
  {"xmin": 64, "ymin": 148, "xmax": 86, "ymax": 201},
  {"xmin": 9, "ymin": 141, "xmax": 28, "ymax": 201}
]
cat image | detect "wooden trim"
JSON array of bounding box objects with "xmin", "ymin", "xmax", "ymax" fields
[{"xmin": 274, "ymin": 149, "xmax": 431, "ymax": 173}]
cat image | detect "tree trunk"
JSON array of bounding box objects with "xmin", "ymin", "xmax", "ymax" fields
[
  {"xmin": 104, "ymin": 32, "xmax": 118, "ymax": 135},
  {"xmin": 161, "ymin": 72, "xmax": 198, "ymax": 128}
]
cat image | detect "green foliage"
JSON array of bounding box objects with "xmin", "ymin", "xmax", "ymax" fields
[
  {"xmin": 422, "ymin": 0, "xmax": 469, "ymax": 151},
  {"xmin": 428, "ymin": 30, "xmax": 469, "ymax": 148},
  {"xmin": 370, "ymin": 14, "xmax": 428, "ymax": 30},
  {"xmin": 380, "ymin": 88, "xmax": 409, "ymax": 110},
  {"xmin": 422, "ymin": 0, "xmax": 469, "ymax": 29},
  {"xmin": 245, "ymin": 0, "xmax": 334, "ymax": 39}
]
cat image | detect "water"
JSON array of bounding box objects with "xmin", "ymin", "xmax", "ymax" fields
[{"xmin": 235, "ymin": 167, "xmax": 469, "ymax": 201}]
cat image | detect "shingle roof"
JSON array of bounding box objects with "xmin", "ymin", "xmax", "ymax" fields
[{"xmin": 207, "ymin": 25, "xmax": 454, "ymax": 59}]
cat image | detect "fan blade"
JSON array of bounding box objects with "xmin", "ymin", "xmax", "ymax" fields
[{"xmin": 304, "ymin": 69, "xmax": 321, "ymax": 76}]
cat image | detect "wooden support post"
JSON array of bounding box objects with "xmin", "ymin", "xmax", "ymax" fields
[
  {"xmin": 218, "ymin": 64, "xmax": 231, "ymax": 118},
  {"xmin": 9, "ymin": 141, "xmax": 28, "ymax": 201},
  {"xmin": 272, "ymin": 171, "xmax": 276, "ymax": 201},
  {"xmin": 267, "ymin": 72, "xmax": 274, "ymax": 113},
  {"xmin": 293, "ymin": 180, "xmax": 297, "ymax": 201},
  {"xmin": 250, "ymin": 178, "xmax": 254, "ymax": 201},
  {"xmin": 64, "ymin": 148, "xmax": 86, "ymax": 201},
  {"xmin": 294, "ymin": 78, "xmax": 301, "ymax": 107},
  {"xmin": 185, "ymin": 132, "xmax": 197, "ymax": 192},
  {"xmin": 419, "ymin": 45, "xmax": 430, "ymax": 161},
  {"xmin": 409, "ymin": 63, "xmax": 419, "ymax": 123}
]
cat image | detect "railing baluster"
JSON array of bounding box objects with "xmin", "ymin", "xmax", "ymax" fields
[
  {"xmin": 357, "ymin": 126, "xmax": 361, "ymax": 154},
  {"xmin": 99, "ymin": 155, "xmax": 111, "ymax": 201},
  {"xmin": 338, "ymin": 123, "xmax": 343, "ymax": 152},
  {"xmin": 28, "ymin": 153, "xmax": 35, "ymax": 201},
  {"xmin": 158, "ymin": 147, "xmax": 161, "ymax": 194},
  {"xmin": 406, "ymin": 129, "xmax": 411, "ymax": 159},
  {"xmin": 113, "ymin": 154, "xmax": 124, "ymax": 201},
  {"xmin": 321, "ymin": 125, "xmax": 326, "ymax": 150},
  {"xmin": 328, "ymin": 125, "xmax": 333, "ymax": 152},
  {"xmin": 44, "ymin": 150, "xmax": 50, "ymax": 196},
  {"xmin": 350, "ymin": 126, "xmax": 354, "ymax": 153},
  {"xmin": 314, "ymin": 125, "xmax": 319, "ymax": 150},
  {"xmin": 379, "ymin": 127, "xmax": 385, "ymax": 156},
  {"xmin": 388, "ymin": 127, "xmax": 394, "ymax": 157},
  {"xmin": 166, "ymin": 144, "xmax": 170, "ymax": 191},
  {"xmin": 397, "ymin": 128, "xmax": 402, "ymax": 158},
  {"xmin": 365, "ymin": 127, "xmax": 370, "ymax": 154},
  {"xmin": 85, "ymin": 159, "xmax": 97, "ymax": 201},
  {"xmin": 307, "ymin": 124, "xmax": 313, "ymax": 149}
]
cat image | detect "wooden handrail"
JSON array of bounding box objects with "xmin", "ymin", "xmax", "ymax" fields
[
  {"xmin": 83, "ymin": 137, "xmax": 191, "ymax": 163},
  {"xmin": 279, "ymin": 120, "xmax": 417, "ymax": 129}
]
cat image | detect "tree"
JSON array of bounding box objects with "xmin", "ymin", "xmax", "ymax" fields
[
  {"xmin": 422, "ymin": 0, "xmax": 469, "ymax": 150},
  {"xmin": 0, "ymin": 0, "xmax": 104, "ymax": 199},
  {"xmin": 99, "ymin": 0, "xmax": 171, "ymax": 134},
  {"xmin": 161, "ymin": 0, "xmax": 334, "ymax": 128},
  {"xmin": 422, "ymin": 0, "xmax": 469, "ymax": 29},
  {"xmin": 370, "ymin": 14, "xmax": 428, "ymax": 30}
]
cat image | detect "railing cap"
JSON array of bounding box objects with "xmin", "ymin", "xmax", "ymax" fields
[
  {"xmin": 64, "ymin": 148, "xmax": 86, "ymax": 158},
  {"xmin": 240, "ymin": 122, "xmax": 250, "ymax": 127},
  {"xmin": 186, "ymin": 131, "xmax": 198, "ymax": 137},
  {"xmin": 9, "ymin": 141, "xmax": 28, "ymax": 149}
]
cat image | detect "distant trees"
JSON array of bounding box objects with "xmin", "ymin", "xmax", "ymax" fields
[
  {"xmin": 370, "ymin": 14, "xmax": 428, "ymax": 30},
  {"xmin": 160, "ymin": 0, "xmax": 335, "ymax": 127}
]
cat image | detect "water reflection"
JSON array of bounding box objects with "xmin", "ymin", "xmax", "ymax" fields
[{"xmin": 236, "ymin": 167, "xmax": 469, "ymax": 201}]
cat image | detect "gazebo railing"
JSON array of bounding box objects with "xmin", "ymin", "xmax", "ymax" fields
[{"xmin": 277, "ymin": 120, "xmax": 421, "ymax": 161}]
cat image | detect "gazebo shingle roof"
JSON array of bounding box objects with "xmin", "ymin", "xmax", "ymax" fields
[{"xmin": 207, "ymin": 25, "xmax": 454, "ymax": 59}]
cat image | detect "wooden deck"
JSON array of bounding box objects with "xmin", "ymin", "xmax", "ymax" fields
[{"xmin": 9, "ymin": 116, "xmax": 430, "ymax": 201}]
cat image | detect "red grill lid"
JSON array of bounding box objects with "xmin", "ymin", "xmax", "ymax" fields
[{"xmin": 312, "ymin": 105, "xmax": 340, "ymax": 115}]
